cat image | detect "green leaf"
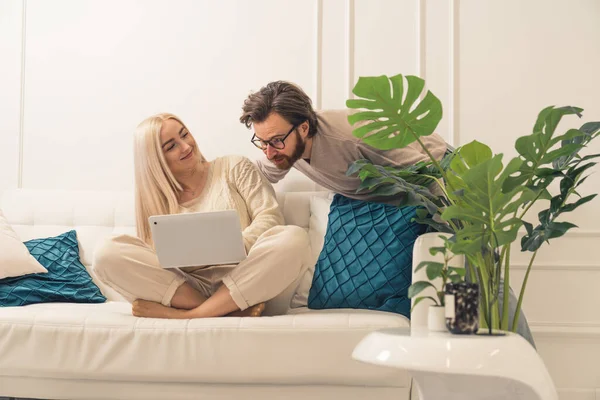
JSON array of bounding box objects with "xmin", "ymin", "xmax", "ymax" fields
[
  {"xmin": 521, "ymin": 230, "xmax": 546, "ymax": 252},
  {"xmin": 408, "ymin": 281, "xmax": 438, "ymax": 299},
  {"xmin": 414, "ymin": 261, "xmax": 442, "ymax": 273},
  {"xmin": 440, "ymin": 149, "xmax": 457, "ymax": 171},
  {"xmin": 448, "ymin": 267, "xmax": 466, "ymax": 277},
  {"xmin": 550, "ymin": 195, "xmax": 563, "ymax": 215},
  {"xmin": 534, "ymin": 168, "xmax": 562, "ymax": 178},
  {"xmin": 536, "ymin": 106, "xmax": 583, "ymax": 136},
  {"xmin": 521, "ymin": 219, "xmax": 579, "ymax": 252},
  {"xmin": 575, "ymin": 175, "xmax": 590, "ymax": 189},
  {"xmin": 346, "ymin": 74, "xmax": 443, "ymax": 150},
  {"xmin": 441, "ymin": 154, "xmax": 535, "ymax": 255},
  {"xmin": 448, "ymin": 274, "xmax": 464, "ymax": 283},
  {"xmin": 357, "ymin": 163, "xmax": 382, "ymax": 177},
  {"xmin": 415, "ymin": 208, "xmax": 429, "ymax": 219},
  {"xmin": 538, "ymin": 188, "xmax": 553, "ymax": 200},
  {"xmin": 412, "ymin": 214, "xmax": 454, "ymax": 233},
  {"xmin": 426, "ymin": 262, "xmax": 444, "ymax": 280},
  {"xmin": 346, "ymin": 159, "xmax": 372, "ymax": 177},
  {"xmin": 428, "ymin": 246, "xmax": 447, "ymax": 256},
  {"xmin": 411, "ymin": 296, "xmax": 439, "ymax": 311},
  {"xmin": 346, "ymin": 158, "xmax": 444, "ymax": 213},
  {"xmin": 538, "ymin": 209, "xmax": 551, "ymax": 225},
  {"xmin": 580, "ymin": 121, "xmax": 600, "ymax": 137},
  {"xmin": 561, "ymin": 194, "xmax": 597, "ymax": 213},
  {"xmin": 522, "ymin": 220, "xmax": 533, "ymax": 235},
  {"xmin": 554, "ymin": 122, "xmax": 600, "ymax": 168},
  {"xmin": 560, "ymin": 162, "xmax": 596, "ymax": 199},
  {"xmin": 551, "ymin": 128, "xmax": 587, "ymax": 145},
  {"xmin": 568, "ymin": 162, "xmax": 597, "ymax": 181},
  {"xmin": 456, "ymin": 140, "xmax": 493, "ymax": 168},
  {"xmin": 541, "ymin": 144, "xmax": 584, "ymax": 164},
  {"xmin": 504, "ymin": 106, "xmax": 585, "ymax": 192},
  {"xmin": 546, "ymin": 221, "xmax": 578, "ymax": 239},
  {"xmin": 577, "ymin": 153, "xmax": 600, "ymax": 163},
  {"xmin": 357, "ymin": 176, "xmax": 395, "ymax": 192},
  {"xmin": 442, "ymin": 206, "xmax": 487, "ymax": 225}
]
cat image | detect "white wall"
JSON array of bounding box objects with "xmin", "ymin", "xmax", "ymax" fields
[
  {"xmin": 1, "ymin": 0, "xmax": 599, "ymax": 397},
  {"xmin": 0, "ymin": 1, "xmax": 22, "ymax": 193}
]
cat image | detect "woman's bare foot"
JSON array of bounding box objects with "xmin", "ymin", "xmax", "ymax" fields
[
  {"xmin": 227, "ymin": 302, "xmax": 265, "ymax": 317},
  {"xmin": 132, "ymin": 298, "xmax": 266, "ymax": 319},
  {"xmin": 132, "ymin": 299, "xmax": 183, "ymax": 319}
]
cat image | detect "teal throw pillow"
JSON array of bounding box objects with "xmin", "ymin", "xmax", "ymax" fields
[
  {"xmin": 308, "ymin": 195, "xmax": 426, "ymax": 318},
  {"xmin": 0, "ymin": 230, "xmax": 106, "ymax": 306}
]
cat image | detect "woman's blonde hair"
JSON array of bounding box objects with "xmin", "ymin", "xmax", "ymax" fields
[{"xmin": 133, "ymin": 113, "xmax": 205, "ymax": 245}]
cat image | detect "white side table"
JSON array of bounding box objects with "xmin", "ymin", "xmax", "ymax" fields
[{"xmin": 352, "ymin": 328, "xmax": 558, "ymax": 400}]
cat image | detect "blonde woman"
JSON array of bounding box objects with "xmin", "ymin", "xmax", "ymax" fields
[{"xmin": 93, "ymin": 113, "xmax": 310, "ymax": 319}]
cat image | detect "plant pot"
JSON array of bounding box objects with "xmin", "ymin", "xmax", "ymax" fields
[
  {"xmin": 427, "ymin": 305, "xmax": 446, "ymax": 332},
  {"xmin": 445, "ymin": 282, "xmax": 479, "ymax": 334}
]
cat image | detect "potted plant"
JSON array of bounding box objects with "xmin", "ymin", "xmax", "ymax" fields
[
  {"xmin": 408, "ymin": 235, "xmax": 466, "ymax": 332},
  {"xmin": 346, "ymin": 74, "xmax": 600, "ymax": 334}
]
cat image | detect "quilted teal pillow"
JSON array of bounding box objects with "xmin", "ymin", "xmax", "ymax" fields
[
  {"xmin": 308, "ymin": 195, "xmax": 426, "ymax": 318},
  {"xmin": 0, "ymin": 230, "xmax": 106, "ymax": 306}
]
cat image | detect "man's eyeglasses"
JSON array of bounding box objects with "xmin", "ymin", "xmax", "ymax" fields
[{"xmin": 251, "ymin": 124, "xmax": 298, "ymax": 150}]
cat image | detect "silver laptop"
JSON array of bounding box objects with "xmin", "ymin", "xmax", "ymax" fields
[{"xmin": 149, "ymin": 210, "xmax": 247, "ymax": 268}]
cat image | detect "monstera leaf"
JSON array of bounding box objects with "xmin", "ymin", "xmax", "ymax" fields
[
  {"xmin": 347, "ymin": 149, "xmax": 455, "ymax": 191},
  {"xmin": 346, "ymin": 74, "xmax": 442, "ymax": 150},
  {"xmin": 502, "ymin": 106, "xmax": 589, "ymax": 193},
  {"xmin": 349, "ymin": 164, "xmax": 441, "ymax": 215},
  {"xmin": 441, "ymin": 141, "xmax": 536, "ymax": 254}
]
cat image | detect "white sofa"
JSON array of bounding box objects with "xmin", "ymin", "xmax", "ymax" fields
[{"xmin": 0, "ymin": 188, "xmax": 429, "ymax": 400}]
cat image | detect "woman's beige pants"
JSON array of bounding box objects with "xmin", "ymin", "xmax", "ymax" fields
[{"xmin": 93, "ymin": 226, "xmax": 310, "ymax": 314}]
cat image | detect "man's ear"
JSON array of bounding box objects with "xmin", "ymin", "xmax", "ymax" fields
[{"xmin": 300, "ymin": 120, "xmax": 310, "ymax": 137}]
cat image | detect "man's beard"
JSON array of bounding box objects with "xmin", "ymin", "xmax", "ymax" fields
[{"xmin": 272, "ymin": 131, "xmax": 306, "ymax": 170}]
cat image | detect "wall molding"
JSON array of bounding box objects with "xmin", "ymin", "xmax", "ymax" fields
[
  {"xmin": 313, "ymin": 0, "xmax": 323, "ymax": 110},
  {"xmin": 530, "ymin": 321, "xmax": 600, "ymax": 338},
  {"xmin": 511, "ymin": 263, "xmax": 600, "ymax": 271},
  {"xmin": 564, "ymin": 229, "xmax": 600, "ymax": 238},
  {"xmin": 557, "ymin": 388, "xmax": 598, "ymax": 400},
  {"xmin": 17, "ymin": 0, "xmax": 27, "ymax": 189},
  {"xmin": 517, "ymin": 229, "xmax": 600, "ymax": 238},
  {"xmin": 344, "ymin": 0, "xmax": 355, "ymax": 100}
]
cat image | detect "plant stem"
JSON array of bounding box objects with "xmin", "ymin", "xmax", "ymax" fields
[
  {"xmin": 472, "ymin": 252, "xmax": 492, "ymax": 333},
  {"xmin": 518, "ymin": 188, "xmax": 545, "ymax": 220},
  {"xmin": 488, "ymin": 272, "xmax": 493, "ymax": 335},
  {"xmin": 405, "ymin": 128, "xmax": 463, "ymax": 233},
  {"xmin": 501, "ymin": 245, "xmax": 511, "ymax": 331},
  {"xmin": 424, "ymin": 175, "xmax": 455, "ymax": 206},
  {"xmin": 405, "ymin": 126, "xmax": 450, "ymax": 186},
  {"xmin": 512, "ymin": 250, "xmax": 538, "ymax": 332},
  {"xmin": 475, "ymin": 264, "xmax": 490, "ymax": 330}
]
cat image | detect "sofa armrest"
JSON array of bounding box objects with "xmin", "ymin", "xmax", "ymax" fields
[{"xmin": 410, "ymin": 232, "xmax": 464, "ymax": 328}]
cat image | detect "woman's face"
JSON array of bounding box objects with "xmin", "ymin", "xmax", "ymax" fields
[{"xmin": 159, "ymin": 119, "xmax": 199, "ymax": 175}]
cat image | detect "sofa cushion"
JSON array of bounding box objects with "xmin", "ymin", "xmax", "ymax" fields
[
  {"xmin": 290, "ymin": 195, "xmax": 333, "ymax": 309},
  {"xmin": 0, "ymin": 188, "xmax": 348, "ymax": 307},
  {"xmin": 308, "ymin": 195, "xmax": 426, "ymax": 318},
  {"xmin": 0, "ymin": 230, "xmax": 106, "ymax": 306},
  {"xmin": 0, "ymin": 301, "xmax": 409, "ymax": 387},
  {"xmin": 0, "ymin": 209, "xmax": 47, "ymax": 279}
]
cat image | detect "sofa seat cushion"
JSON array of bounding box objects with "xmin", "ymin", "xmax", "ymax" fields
[{"xmin": 0, "ymin": 302, "xmax": 410, "ymax": 387}]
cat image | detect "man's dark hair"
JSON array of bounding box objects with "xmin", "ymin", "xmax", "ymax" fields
[{"xmin": 240, "ymin": 81, "xmax": 318, "ymax": 138}]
